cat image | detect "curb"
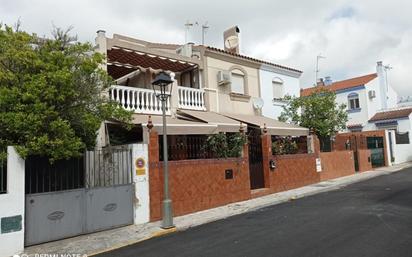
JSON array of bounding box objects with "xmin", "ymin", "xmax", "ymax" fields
[{"xmin": 88, "ymin": 227, "xmax": 177, "ymax": 256}]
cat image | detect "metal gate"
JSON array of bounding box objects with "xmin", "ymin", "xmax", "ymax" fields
[
  {"xmin": 367, "ymin": 137, "xmax": 385, "ymax": 168},
  {"xmin": 25, "ymin": 148, "xmax": 134, "ymax": 246},
  {"xmin": 347, "ymin": 135, "xmax": 359, "ymax": 172},
  {"xmin": 248, "ymin": 127, "xmax": 264, "ymax": 189}
]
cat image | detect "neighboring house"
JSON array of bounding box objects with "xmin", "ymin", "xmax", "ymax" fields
[
  {"xmin": 302, "ymin": 62, "xmax": 412, "ymax": 164},
  {"xmin": 368, "ymin": 107, "xmax": 412, "ymax": 164},
  {"xmin": 259, "ymin": 64, "xmax": 302, "ymax": 120},
  {"xmin": 301, "ymin": 61, "xmax": 398, "ymax": 132}
]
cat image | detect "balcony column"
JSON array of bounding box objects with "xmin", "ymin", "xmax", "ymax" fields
[{"xmin": 170, "ymin": 72, "xmax": 179, "ymax": 114}]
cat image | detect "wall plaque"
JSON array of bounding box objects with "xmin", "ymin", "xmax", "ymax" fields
[
  {"xmin": 135, "ymin": 157, "xmax": 146, "ymax": 176},
  {"xmin": 1, "ymin": 215, "xmax": 22, "ymax": 234}
]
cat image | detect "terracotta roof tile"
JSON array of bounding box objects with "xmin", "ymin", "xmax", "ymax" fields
[
  {"xmin": 206, "ymin": 46, "xmax": 302, "ymax": 73},
  {"xmin": 301, "ymin": 73, "xmax": 378, "ymax": 97},
  {"xmin": 347, "ymin": 123, "xmax": 363, "ymax": 128},
  {"xmin": 369, "ymin": 107, "xmax": 412, "ymax": 122}
]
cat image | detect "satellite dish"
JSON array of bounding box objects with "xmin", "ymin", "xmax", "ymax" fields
[{"xmin": 252, "ymin": 98, "xmax": 264, "ymax": 109}]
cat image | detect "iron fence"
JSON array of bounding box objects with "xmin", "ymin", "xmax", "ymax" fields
[
  {"xmin": 85, "ymin": 148, "xmax": 132, "ymax": 188},
  {"xmin": 396, "ymin": 132, "xmax": 410, "ymax": 144},
  {"xmin": 159, "ymin": 135, "xmax": 216, "ymax": 161},
  {"xmin": 25, "ymin": 148, "xmax": 132, "ymax": 194},
  {"xmin": 0, "ymin": 158, "xmax": 6, "ymax": 194},
  {"xmin": 25, "ymin": 155, "xmax": 85, "ymax": 194}
]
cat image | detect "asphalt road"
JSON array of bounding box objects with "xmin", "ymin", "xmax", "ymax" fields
[{"xmin": 98, "ymin": 168, "xmax": 412, "ymax": 257}]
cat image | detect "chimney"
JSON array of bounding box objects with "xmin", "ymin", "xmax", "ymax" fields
[
  {"xmin": 376, "ymin": 61, "xmax": 388, "ymax": 109},
  {"xmin": 324, "ymin": 76, "xmax": 333, "ymax": 86},
  {"xmin": 95, "ymin": 30, "xmax": 107, "ymax": 55},
  {"xmin": 223, "ymin": 26, "xmax": 240, "ymax": 54}
]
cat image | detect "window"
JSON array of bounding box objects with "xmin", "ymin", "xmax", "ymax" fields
[
  {"xmin": 231, "ymin": 69, "xmax": 245, "ymax": 94},
  {"xmin": 348, "ymin": 93, "xmax": 360, "ymax": 110},
  {"xmin": 396, "ymin": 132, "xmax": 410, "ymax": 144},
  {"xmin": 272, "ymin": 78, "xmax": 284, "ymax": 100}
]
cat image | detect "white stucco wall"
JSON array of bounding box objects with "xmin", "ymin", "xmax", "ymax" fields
[
  {"xmin": 259, "ymin": 67, "xmax": 300, "ymax": 120},
  {"xmin": 335, "ymin": 87, "xmax": 369, "ymax": 130},
  {"xmin": 365, "ymin": 80, "xmax": 384, "ymax": 120},
  {"xmin": 392, "ymin": 117, "xmax": 412, "ymax": 164},
  {"xmin": 131, "ymin": 144, "xmax": 150, "ymax": 225},
  {"xmin": 0, "ymin": 147, "xmax": 25, "ymax": 257}
]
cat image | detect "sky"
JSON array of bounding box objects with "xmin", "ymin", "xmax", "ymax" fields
[{"xmin": 1, "ymin": 0, "xmax": 411, "ymax": 95}]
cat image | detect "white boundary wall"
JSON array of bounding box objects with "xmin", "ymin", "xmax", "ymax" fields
[
  {"xmin": 131, "ymin": 144, "xmax": 150, "ymax": 224},
  {"xmin": 0, "ymin": 147, "xmax": 25, "ymax": 257}
]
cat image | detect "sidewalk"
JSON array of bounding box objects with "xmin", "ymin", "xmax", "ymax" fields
[{"xmin": 23, "ymin": 162, "xmax": 412, "ymax": 257}]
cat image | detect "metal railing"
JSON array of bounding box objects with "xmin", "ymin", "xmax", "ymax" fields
[
  {"xmin": 25, "ymin": 148, "xmax": 133, "ymax": 194},
  {"xmin": 85, "ymin": 148, "xmax": 132, "ymax": 188},
  {"xmin": 178, "ymin": 86, "xmax": 206, "ymax": 111},
  {"xmin": 109, "ymin": 85, "xmax": 170, "ymax": 115},
  {"xmin": 0, "ymin": 158, "xmax": 6, "ymax": 194},
  {"xmin": 159, "ymin": 135, "xmax": 216, "ymax": 161}
]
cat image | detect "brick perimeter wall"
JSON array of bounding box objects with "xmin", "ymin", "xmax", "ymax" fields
[
  {"xmin": 319, "ymin": 151, "xmax": 355, "ymax": 181},
  {"xmin": 335, "ymin": 130, "xmax": 389, "ymax": 167},
  {"xmin": 148, "ymin": 130, "xmax": 251, "ymax": 221},
  {"xmin": 269, "ymin": 153, "xmax": 320, "ymax": 193},
  {"xmin": 357, "ymin": 149, "xmax": 372, "ymax": 172}
]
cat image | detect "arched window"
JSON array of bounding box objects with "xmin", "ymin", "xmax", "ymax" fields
[
  {"xmin": 272, "ymin": 77, "xmax": 284, "ymax": 100},
  {"xmin": 230, "ymin": 69, "xmax": 245, "ymax": 94},
  {"xmin": 348, "ymin": 93, "xmax": 360, "ymax": 110}
]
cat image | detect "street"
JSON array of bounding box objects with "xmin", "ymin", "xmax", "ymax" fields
[{"xmin": 98, "ymin": 168, "xmax": 412, "ymax": 257}]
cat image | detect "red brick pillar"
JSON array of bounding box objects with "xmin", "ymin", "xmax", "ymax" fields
[
  {"xmin": 261, "ymin": 132, "xmax": 272, "ymax": 188},
  {"xmin": 148, "ymin": 129, "xmax": 159, "ymax": 163},
  {"xmin": 312, "ymin": 134, "xmax": 321, "ymax": 158},
  {"xmin": 147, "ymin": 120, "xmax": 162, "ymax": 221}
]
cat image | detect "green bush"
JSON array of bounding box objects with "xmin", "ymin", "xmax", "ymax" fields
[
  {"xmin": 272, "ymin": 137, "xmax": 298, "ymax": 155},
  {"xmin": 206, "ymin": 132, "xmax": 247, "ymax": 158}
]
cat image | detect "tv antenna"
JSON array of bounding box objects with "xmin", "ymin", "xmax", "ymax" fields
[
  {"xmin": 201, "ymin": 22, "xmax": 210, "ymax": 45},
  {"xmin": 315, "ymin": 54, "xmax": 326, "ymax": 85}
]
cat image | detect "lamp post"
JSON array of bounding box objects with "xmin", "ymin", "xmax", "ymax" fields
[{"xmin": 151, "ymin": 71, "xmax": 174, "ymax": 229}]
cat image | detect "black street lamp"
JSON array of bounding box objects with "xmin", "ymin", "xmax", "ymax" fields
[{"xmin": 151, "ymin": 71, "xmax": 174, "ymax": 229}]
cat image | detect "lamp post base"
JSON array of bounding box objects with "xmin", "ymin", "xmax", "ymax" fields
[{"xmin": 161, "ymin": 199, "xmax": 174, "ymax": 229}]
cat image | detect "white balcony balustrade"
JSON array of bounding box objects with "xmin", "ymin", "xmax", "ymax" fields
[
  {"xmin": 178, "ymin": 86, "xmax": 206, "ymax": 111},
  {"xmin": 109, "ymin": 86, "xmax": 170, "ymax": 115}
]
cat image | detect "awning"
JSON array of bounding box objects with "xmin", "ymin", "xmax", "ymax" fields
[
  {"xmin": 177, "ymin": 110, "xmax": 244, "ymax": 133},
  {"xmin": 132, "ymin": 114, "xmax": 217, "ymax": 135},
  {"xmin": 107, "ymin": 46, "xmax": 198, "ymax": 79},
  {"xmin": 222, "ymin": 113, "xmax": 309, "ymax": 136}
]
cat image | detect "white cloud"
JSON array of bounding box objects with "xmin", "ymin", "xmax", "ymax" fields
[{"xmin": 1, "ymin": 0, "xmax": 411, "ymax": 95}]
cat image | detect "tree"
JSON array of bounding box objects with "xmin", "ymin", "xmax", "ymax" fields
[
  {"xmin": 0, "ymin": 24, "xmax": 132, "ymax": 161},
  {"xmin": 278, "ymin": 88, "xmax": 348, "ymax": 150}
]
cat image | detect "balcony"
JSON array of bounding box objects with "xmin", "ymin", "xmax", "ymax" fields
[
  {"xmin": 178, "ymin": 86, "xmax": 206, "ymax": 111},
  {"xmin": 109, "ymin": 85, "xmax": 170, "ymax": 115},
  {"xmin": 109, "ymin": 85, "xmax": 206, "ymax": 114}
]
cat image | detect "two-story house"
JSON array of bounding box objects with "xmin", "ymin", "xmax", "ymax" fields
[
  {"xmin": 95, "ymin": 28, "xmax": 308, "ymax": 142},
  {"xmin": 94, "ymin": 28, "xmax": 308, "ymax": 189},
  {"xmin": 301, "ymin": 61, "xmax": 398, "ymax": 132}
]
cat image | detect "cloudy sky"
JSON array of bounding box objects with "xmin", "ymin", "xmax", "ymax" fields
[{"xmin": 1, "ymin": 0, "xmax": 411, "ymax": 95}]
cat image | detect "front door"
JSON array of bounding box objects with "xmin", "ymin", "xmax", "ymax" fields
[{"xmin": 248, "ymin": 127, "xmax": 264, "ymax": 189}]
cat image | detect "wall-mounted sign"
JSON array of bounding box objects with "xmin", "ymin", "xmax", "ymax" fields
[
  {"xmin": 1, "ymin": 215, "xmax": 22, "ymax": 234},
  {"xmin": 135, "ymin": 157, "xmax": 146, "ymax": 176},
  {"xmin": 316, "ymin": 158, "xmax": 322, "ymax": 172}
]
